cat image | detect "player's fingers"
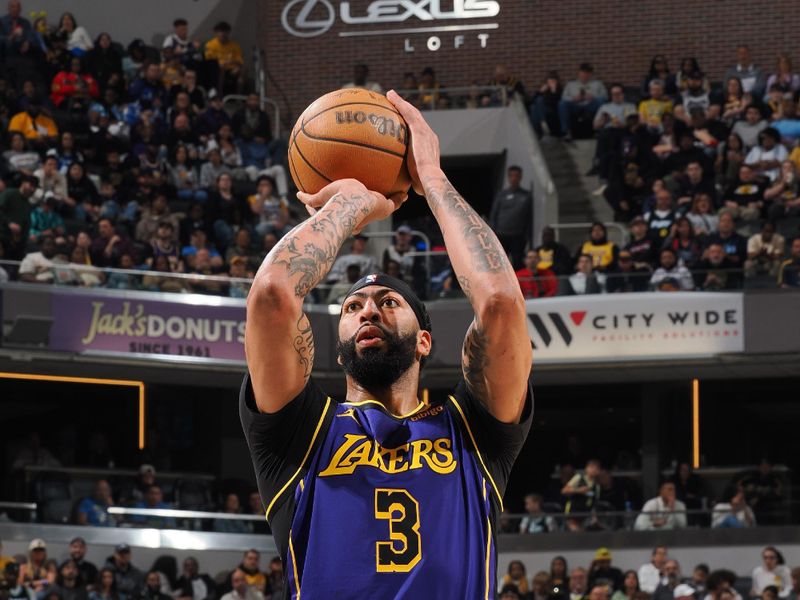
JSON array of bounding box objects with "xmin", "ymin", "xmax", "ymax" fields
[
  {"xmin": 296, "ymin": 191, "xmax": 327, "ymax": 208},
  {"xmin": 387, "ymin": 89, "xmax": 423, "ymax": 124}
]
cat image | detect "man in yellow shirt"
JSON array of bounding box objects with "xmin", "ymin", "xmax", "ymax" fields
[
  {"xmin": 639, "ymin": 79, "xmax": 673, "ymax": 127},
  {"xmin": 204, "ymin": 21, "xmax": 244, "ymax": 94},
  {"xmin": 8, "ymin": 104, "xmax": 58, "ymax": 148}
]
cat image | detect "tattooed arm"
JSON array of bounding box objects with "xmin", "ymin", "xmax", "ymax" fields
[
  {"xmin": 245, "ymin": 179, "xmax": 397, "ymax": 413},
  {"xmin": 388, "ymin": 90, "xmax": 531, "ymax": 423}
]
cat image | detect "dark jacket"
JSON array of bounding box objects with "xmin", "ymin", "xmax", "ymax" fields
[
  {"xmin": 489, "ymin": 186, "xmax": 532, "ymax": 237},
  {"xmin": 103, "ymin": 557, "xmax": 144, "ymax": 598},
  {"xmin": 231, "ymin": 107, "xmax": 272, "ymax": 140},
  {"xmin": 173, "ymin": 574, "xmax": 217, "ymax": 600}
]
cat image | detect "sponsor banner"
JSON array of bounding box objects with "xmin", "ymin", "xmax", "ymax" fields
[
  {"xmin": 49, "ymin": 290, "xmax": 246, "ymax": 361},
  {"xmin": 525, "ymin": 292, "xmax": 744, "ymax": 361}
]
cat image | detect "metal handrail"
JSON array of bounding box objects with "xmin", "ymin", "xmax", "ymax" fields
[
  {"xmin": 0, "ymin": 501, "xmax": 37, "ymax": 510},
  {"xmin": 108, "ymin": 506, "xmax": 263, "ymax": 521},
  {"xmin": 22, "ymin": 465, "xmax": 215, "ymax": 481},
  {"xmin": 392, "ymin": 85, "xmax": 509, "ymax": 111},
  {"xmin": 550, "ymin": 222, "xmax": 630, "ymax": 246}
]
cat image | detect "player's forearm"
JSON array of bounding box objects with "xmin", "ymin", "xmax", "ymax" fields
[
  {"xmin": 421, "ymin": 168, "xmax": 521, "ymax": 307},
  {"xmin": 251, "ymin": 189, "xmax": 372, "ymax": 303}
]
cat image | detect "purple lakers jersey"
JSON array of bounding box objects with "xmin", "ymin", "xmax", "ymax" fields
[{"xmin": 240, "ymin": 376, "xmax": 533, "ymax": 599}]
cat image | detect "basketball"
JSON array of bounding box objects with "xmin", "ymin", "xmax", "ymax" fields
[{"xmin": 288, "ymin": 88, "xmax": 411, "ymax": 197}]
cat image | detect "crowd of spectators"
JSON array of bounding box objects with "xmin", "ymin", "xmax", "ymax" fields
[
  {"xmin": 506, "ymin": 457, "xmax": 784, "ymax": 535},
  {"xmin": 0, "ymin": 2, "xmax": 294, "ymax": 297},
  {"xmin": 0, "ymin": 539, "xmax": 284, "ymax": 600},
  {"xmin": 497, "ymin": 545, "xmax": 800, "ymax": 600}
]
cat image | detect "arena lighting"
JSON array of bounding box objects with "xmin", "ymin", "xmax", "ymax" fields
[
  {"xmin": 0, "ymin": 372, "xmax": 146, "ymax": 450},
  {"xmin": 692, "ymin": 379, "xmax": 700, "ymax": 469}
]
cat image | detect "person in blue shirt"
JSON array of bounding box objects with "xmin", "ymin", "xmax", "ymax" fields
[
  {"xmin": 130, "ymin": 485, "xmax": 177, "ymax": 529},
  {"xmin": 76, "ymin": 480, "xmax": 115, "ymax": 527}
]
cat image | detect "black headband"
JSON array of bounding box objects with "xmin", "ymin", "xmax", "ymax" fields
[{"xmin": 344, "ymin": 273, "xmax": 431, "ymax": 332}]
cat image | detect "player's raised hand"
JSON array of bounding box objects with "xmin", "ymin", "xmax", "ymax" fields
[
  {"xmin": 386, "ymin": 89, "xmax": 441, "ymax": 194},
  {"xmin": 297, "ymin": 179, "xmax": 407, "ymax": 234}
]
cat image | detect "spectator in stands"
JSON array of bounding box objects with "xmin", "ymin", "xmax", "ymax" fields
[
  {"xmin": 35, "ymin": 155, "xmax": 68, "ymax": 205},
  {"xmin": 221, "ymin": 570, "xmax": 261, "ymax": 600},
  {"xmin": 29, "ymin": 193, "xmax": 65, "ymax": 242},
  {"xmin": 213, "ymin": 493, "xmax": 250, "ymax": 534},
  {"xmin": 687, "ymin": 193, "xmax": 719, "ymax": 238},
  {"xmin": 199, "ymin": 148, "xmax": 230, "ymax": 189},
  {"xmin": 724, "ymin": 45, "xmax": 765, "ymax": 97},
  {"xmin": 624, "ymin": 215, "xmax": 657, "ymax": 268},
  {"xmin": 536, "ymin": 226, "xmax": 573, "ymax": 275},
  {"xmin": 691, "ymin": 565, "xmax": 709, "ymax": 598},
  {"xmin": 606, "ymin": 249, "xmax": 650, "ymax": 292},
  {"xmin": 570, "ymin": 568, "xmax": 589, "ymax": 600},
  {"xmin": 675, "ymin": 162, "xmax": 716, "ymax": 213},
  {"xmin": 51, "ymin": 56, "xmax": 99, "ymax": 108},
  {"xmin": 125, "ymin": 464, "xmax": 157, "ymax": 505},
  {"xmin": 89, "ymin": 568, "xmax": 121, "ymax": 600},
  {"xmin": 638, "ymin": 547, "xmax": 668, "ymax": 594},
  {"xmin": 639, "ymin": 79, "xmax": 673, "ymax": 128},
  {"xmin": 139, "ymin": 571, "xmax": 171, "ymax": 600},
  {"xmin": 130, "ymin": 485, "xmax": 177, "ymax": 529},
  {"xmin": 738, "ymin": 459, "xmax": 784, "ymax": 524},
  {"xmin": 587, "ymin": 548, "xmax": 624, "ymax": 592},
  {"xmin": 558, "ymin": 63, "xmax": 607, "ymax": 140},
  {"xmin": 143, "ymin": 255, "xmax": 187, "ymax": 293},
  {"xmin": 167, "ymin": 145, "xmax": 205, "ymax": 205},
  {"xmin": 765, "ymin": 53, "xmax": 800, "ymax": 96},
  {"xmin": 189, "ymin": 248, "xmax": 226, "ymax": 294},
  {"xmin": 752, "ymin": 547, "xmax": 792, "ymax": 599},
  {"xmin": 87, "ymin": 32, "xmax": 123, "ymax": 90},
  {"xmin": 248, "ymin": 176, "xmax": 288, "ymax": 237},
  {"xmin": 205, "ymin": 22, "xmax": 243, "ymax": 94},
  {"xmin": 163, "ymin": 19, "xmax": 202, "ymax": 67},
  {"xmin": 326, "ymin": 264, "xmax": 361, "ymax": 304},
  {"xmin": 225, "ymin": 228, "xmax": 259, "ymax": 271},
  {"xmin": 66, "ymin": 538, "xmax": 97, "ymax": 588},
  {"xmin": 209, "ymin": 173, "xmax": 248, "ymax": 249},
  {"xmin": 611, "ymin": 571, "xmax": 641, "ymax": 600},
  {"xmin": 227, "ymin": 256, "xmax": 250, "ymax": 298},
  {"xmin": 530, "ymin": 572, "xmax": 553, "ymax": 600},
  {"xmin": 634, "ymin": 481, "xmax": 688, "ymax": 530},
  {"xmin": 705, "ymin": 211, "xmax": 747, "ymax": 267},
  {"xmin": 664, "ymin": 217, "xmax": 702, "ymax": 267},
  {"xmin": 745, "ymin": 223, "xmax": 785, "ymax": 278},
  {"xmin": 641, "ymin": 56, "xmax": 678, "ymax": 98},
  {"xmin": 236, "ymin": 551, "xmax": 265, "ymax": 594},
  {"xmin": 565, "ymin": 254, "xmax": 604, "ymax": 295},
  {"xmin": 489, "ymin": 165, "xmax": 532, "ymax": 269},
  {"xmin": 671, "ymin": 463, "xmax": 706, "ymax": 525},
  {"xmin": 548, "ymin": 557, "xmax": 569, "ymax": 600},
  {"xmin": 675, "ymin": 71, "xmax": 715, "ymax": 123},
  {"xmin": 519, "ymin": 493, "xmax": 556, "ymax": 533},
  {"xmin": 65, "ymin": 162, "xmax": 99, "ymax": 222},
  {"xmin": 17, "ymin": 234, "xmax": 57, "ymax": 284},
  {"xmin": 342, "ymin": 63, "xmax": 382, "ymax": 94},
  {"xmin": 174, "ymin": 558, "xmax": 215, "ymax": 600},
  {"xmin": 326, "ymin": 234, "xmax": 376, "ymax": 285},
  {"xmin": 129, "ymin": 63, "xmax": 166, "ymax": 108},
  {"xmin": 5, "ymin": 563, "xmax": 33, "ymax": 600},
  {"xmin": 579, "ymin": 222, "xmax": 618, "ymax": 272},
  {"xmin": 650, "ymin": 248, "xmax": 694, "ymax": 291},
  {"xmin": 709, "ymin": 486, "xmax": 756, "ymax": 528},
  {"xmin": 246, "ymin": 492, "xmax": 268, "ymax": 535},
  {"xmin": 653, "ymin": 561, "xmax": 687, "ymax": 600},
  {"xmin": 706, "ymin": 571, "xmax": 741, "ymax": 600},
  {"xmin": 694, "ymin": 241, "xmax": 741, "ymax": 290},
  {"xmin": 19, "ymin": 539, "xmax": 51, "ymax": 592},
  {"xmin": 147, "ymin": 220, "xmax": 181, "ymax": 271},
  {"xmin": 516, "ymin": 249, "xmax": 557, "ymax": 298},
  {"xmin": 778, "ymin": 237, "xmax": 800, "ymax": 287},
  {"xmin": 0, "ymin": 1, "xmax": 34, "ymax": 59},
  {"xmin": 530, "ymin": 70, "xmax": 563, "ymax": 137},
  {"xmin": 719, "ymin": 77, "xmax": 749, "ymax": 127},
  {"xmin": 594, "ymin": 84, "xmax": 637, "ymax": 132},
  {"xmin": 382, "ymin": 224, "xmax": 423, "ymax": 289},
  {"xmin": 136, "ymin": 195, "xmax": 178, "ymax": 245},
  {"xmin": 4, "ymin": 131, "xmax": 41, "ymax": 175},
  {"xmin": 501, "ymin": 562, "xmax": 530, "ymax": 597},
  {"xmin": 766, "ymin": 161, "xmax": 800, "ymax": 220},
  {"xmin": 745, "ymin": 128, "xmax": 787, "ymax": 182},
  {"xmin": 57, "ymin": 12, "xmax": 92, "ymax": 54},
  {"xmin": 232, "ymin": 93, "xmax": 272, "ymax": 142},
  {"xmin": 8, "ymin": 103, "xmax": 57, "ymax": 147},
  {"xmin": 487, "ymin": 64, "xmax": 525, "ymax": 106},
  {"xmin": 561, "ymin": 458, "xmax": 601, "ymax": 527},
  {"xmin": 90, "ymin": 218, "xmax": 135, "ymax": 268},
  {"xmin": 645, "ymin": 187, "xmax": 678, "ymax": 242},
  {"xmin": 49, "ymin": 559, "xmax": 88, "ymax": 600},
  {"xmin": 789, "ymin": 569, "xmax": 800, "ymax": 600},
  {"xmin": 732, "ymin": 105, "xmax": 768, "ymax": 151},
  {"xmin": 76, "ymin": 480, "xmax": 115, "ymax": 527}
]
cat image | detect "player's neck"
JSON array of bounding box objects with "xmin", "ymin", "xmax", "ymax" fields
[{"xmin": 345, "ymin": 371, "xmax": 422, "ymax": 416}]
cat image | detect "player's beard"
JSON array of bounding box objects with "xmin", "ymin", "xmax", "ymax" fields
[{"xmin": 337, "ymin": 325, "xmax": 418, "ymax": 390}]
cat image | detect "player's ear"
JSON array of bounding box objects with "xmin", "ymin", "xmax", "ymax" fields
[{"xmin": 417, "ymin": 329, "xmax": 432, "ymax": 359}]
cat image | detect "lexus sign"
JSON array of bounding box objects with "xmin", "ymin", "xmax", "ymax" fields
[{"xmin": 280, "ymin": 0, "xmax": 500, "ymax": 52}]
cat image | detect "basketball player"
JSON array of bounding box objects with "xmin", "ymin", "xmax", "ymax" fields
[{"xmin": 240, "ymin": 90, "xmax": 533, "ymax": 598}]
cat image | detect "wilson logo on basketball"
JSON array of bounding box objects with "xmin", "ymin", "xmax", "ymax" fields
[{"xmin": 335, "ymin": 110, "xmax": 408, "ymax": 143}]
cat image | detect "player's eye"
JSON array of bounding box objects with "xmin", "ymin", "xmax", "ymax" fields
[
  {"xmin": 382, "ymin": 297, "xmax": 398, "ymax": 308},
  {"xmin": 345, "ymin": 301, "xmax": 361, "ymax": 312}
]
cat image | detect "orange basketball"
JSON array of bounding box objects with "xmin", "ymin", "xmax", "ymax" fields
[{"xmin": 288, "ymin": 88, "xmax": 411, "ymax": 197}]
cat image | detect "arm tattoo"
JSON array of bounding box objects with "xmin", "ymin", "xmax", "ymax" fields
[
  {"xmin": 266, "ymin": 193, "xmax": 371, "ymax": 298},
  {"xmin": 462, "ymin": 321, "xmax": 489, "ymax": 401},
  {"xmin": 293, "ymin": 313, "xmax": 314, "ymax": 380},
  {"xmin": 424, "ymin": 177, "xmax": 511, "ymax": 273}
]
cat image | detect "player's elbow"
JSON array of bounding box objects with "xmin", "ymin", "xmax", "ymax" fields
[
  {"xmin": 247, "ymin": 273, "xmax": 296, "ymax": 315},
  {"xmin": 477, "ymin": 288, "xmax": 526, "ymax": 324}
]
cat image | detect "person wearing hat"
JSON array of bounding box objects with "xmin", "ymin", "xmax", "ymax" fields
[
  {"xmin": 673, "ymin": 584, "xmax": 696, "ymax": 600},
  {"xmin": 27, "ymin": 191, "xmax": 64, "ymax": 242},
  {"xmin": 19, "ymin": 540, "xmax": 49, "ymax": 591},
  {"xmin": 103, "ymin": 545, "xmax": 144, "ymax": 598},
  {"xmin": 558, "ymin": 63, "xmax": 608, "ymax": 140},
  {"xmin": 589, "ymin": 548, "xmax": 624, "ymax": 593},
  {"xmin": 241, "ymin": 91, "xmax": 533, "ymax": 598}
]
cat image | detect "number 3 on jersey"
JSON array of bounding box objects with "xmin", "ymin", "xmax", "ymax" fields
[{"xmin": 374, "ymin": 488, "xmax": 422, "ymax": 573}]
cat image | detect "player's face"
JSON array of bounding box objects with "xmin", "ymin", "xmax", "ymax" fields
[{"xmin": 337, "ymin": 285, "xmax": 428, "ymax": 389}]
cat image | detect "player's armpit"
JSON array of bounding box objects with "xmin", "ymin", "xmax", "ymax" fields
[
  {"xmin": 245, "ymin": 287, "xmax": 313, "ymax": 414},
  {"xmin": 460, "ymin": 291, "xmax": 532, "ymax": 424}
]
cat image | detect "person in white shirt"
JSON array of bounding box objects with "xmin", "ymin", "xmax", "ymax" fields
[
  {"xmin": 163, "ymin": 18, "xmax": 201, "ymax": 64},
  {"xmin": 58, "ymin": 12, "xmax": 93, "ymax": 53},
  {"xmin": 745, "ymin": 128, "xmax": 788, "ymax": 182},
  {"xmin": 751, "ymin": 547, "xmax": 792, "ymax": 598},
  {"xmin": 519, "ymin": 493, "xmax": 557, "ymax": 534},
  {"xmin": 343, "ymin": 63, "xmax": 383, "ymax": 94},
  {"xmin": 326, "ymin": 234, "xmax": 377, "ymax": 284},
  {"xmin": 638, "ymin": 546, "xmax": 669, "ymax": 594},
  {"xmin": 19, "ymin": 235, "xmax": 57, "ymax": 283},
  {"xmin": 712, "ymin": 486, "xmax": 756, "ymax": 528},
  {"xmin": 220, "ymin": 569, "xmax": 263, "ymax": 600},
  {"xmin": 650, "ymin": 248, "xmax": 694, "ymax": 291},
  {"xmin": 634, "ymin": 482, "xmax": 687, "ymax": 531}
]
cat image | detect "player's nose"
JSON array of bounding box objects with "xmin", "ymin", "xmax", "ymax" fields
[{"xmin": 358, "ymin": 297, "xmax": 382, "ymax": 322}]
